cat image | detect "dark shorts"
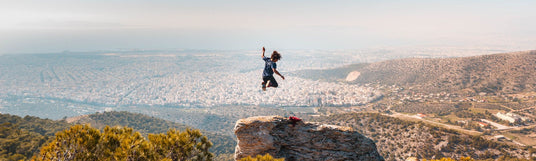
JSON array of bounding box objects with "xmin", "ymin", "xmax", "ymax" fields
[{"xmin": 263, "ymin": 76, "xmax": 278, "ymax": 87}]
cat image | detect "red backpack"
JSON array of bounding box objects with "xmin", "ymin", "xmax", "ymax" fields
[{"xmin": 289, "ymin": 116, "xmax": 302, "ymax": 126}]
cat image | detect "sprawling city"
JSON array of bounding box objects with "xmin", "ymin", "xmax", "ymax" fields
[
  {"xmin": 0, "ymin": 47, "xmax": 502, "ymax": 119},
  {"xmin": 3, "ymin": 47, "xmax": 536, "ymax": 161}
]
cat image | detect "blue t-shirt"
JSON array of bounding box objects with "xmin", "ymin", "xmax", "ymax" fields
[{"xmin": 262, "ymin": 57, "xmax": 277, "ymax": 77}]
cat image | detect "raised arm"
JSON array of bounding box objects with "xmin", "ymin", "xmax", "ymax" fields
[{"xmin": 262, "ymin": 47, "xmax": 266, "ymax": 58}]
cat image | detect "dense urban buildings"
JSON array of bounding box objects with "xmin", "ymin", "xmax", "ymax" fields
[{"xmin": 0, "ymin": 48, "xmax": 509, "ymax": 118}]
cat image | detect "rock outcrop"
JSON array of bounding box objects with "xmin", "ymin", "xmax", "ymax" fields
[{"xmin": 234, "ymin": 116, "xmax": 384, "ymax": 161}]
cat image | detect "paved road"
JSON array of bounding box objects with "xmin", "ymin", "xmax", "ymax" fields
[
  {"xmin": 501, "ymin": 124, "xmax": 536, "ymax": 132},
  {"xmin": 480, "ymin": 119, "xmax": 512, "ymax": 130}
]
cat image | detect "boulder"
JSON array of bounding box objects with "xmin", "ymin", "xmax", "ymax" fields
[{"xmin": 234, "ymin": 116, "xmax": 384, "ymax": 161}]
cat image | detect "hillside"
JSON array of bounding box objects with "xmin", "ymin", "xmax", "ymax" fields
[
  {"xmin": 1, "ymin": 114, "xmax": 72, "ymax": 136},
  {"xmin": 295, "ymin": 50, "xmax": 536, "ymax": 94},
  {"xmin": 312, "ymin": 113, "xmax": 532, "ymax": 160},
  {"xmin": 0, "ymin": 111, "xmax": 236, "ymax": 160},
  {"xmin": 289, "ymin": 63, "xmax": 368, "ymax": 82},
  {"xmin": 69, "ymin": 111, "xmax": 236, "ymax": 155},
  {"xmin": 68, "ymin": 111, "xmax": 190, "ymax": 135},
  {"xmin": 0, "ymin": 114, "xmax": 72, "ymax": 160}
]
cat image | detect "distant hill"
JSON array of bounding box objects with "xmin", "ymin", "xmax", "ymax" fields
[
  {"xmin": 295, "ymin": 50, "xmax": 536, "ymax": 94},
  {"xmin": 68, "ymin": 111, "xmax": 190, "ymax": 135},
  {"xmin": 289, "ymin": 63, "xmax": 368, "ymax": 82},
  {"xmin": 1, "ymin": 114, "xmax": 71, "ymax": 136}
]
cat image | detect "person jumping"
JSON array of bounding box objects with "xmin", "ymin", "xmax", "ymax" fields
[{"xmin": 261, "ymin": 47, "xmax": 285, "ymax": 91}]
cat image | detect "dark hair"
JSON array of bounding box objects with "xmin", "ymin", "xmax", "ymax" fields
[{"xmin": 271, "ymin": 51, "xmax": 281, "ymax": 60}]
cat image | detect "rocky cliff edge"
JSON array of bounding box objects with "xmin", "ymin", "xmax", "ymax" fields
[{"xmin": 234, "ymin": 116, "xmax": 384, "ymax": 161}]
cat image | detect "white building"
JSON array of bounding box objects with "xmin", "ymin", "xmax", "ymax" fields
[{"xmin": 495, "ymin": 112, "xmax": 527, "ymax": 123}]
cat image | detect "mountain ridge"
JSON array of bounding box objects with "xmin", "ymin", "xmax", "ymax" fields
[
  {"xmin": 294, "ymin": 50, "xmax": 536, "ymax": 94},
  {"xmin": 352, "ymin": 50, "xmax": 536, "ymax": 94}
]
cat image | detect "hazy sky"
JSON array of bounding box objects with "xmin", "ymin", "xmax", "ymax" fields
[{"xmin": 1, "ymin": 0, "xmax": 535, "ymax": 54}]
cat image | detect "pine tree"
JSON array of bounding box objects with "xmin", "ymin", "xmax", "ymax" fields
[
  {"xmin": 149, "ymin": 128, "xmax": 213, "ymax": 161},
  {"xmin": 37, "ymin": 125, "xmax": 213, "ymax": 161},
  {"xmin": 38, "ymin": 124, "xmax": 101, "ymax": 161}
]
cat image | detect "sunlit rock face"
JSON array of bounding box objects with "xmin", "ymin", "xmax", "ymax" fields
[{"xmin": 234, "ymin": 116, "xmax": 384, "ymax": 161}]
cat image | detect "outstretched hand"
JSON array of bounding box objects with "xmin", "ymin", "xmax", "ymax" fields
[
  {"xmin": 262, "ymin": 47, "xmax": 265, "ymax": 52},
  {"xmin": 281, "ymin": 75, "xmax": 285, "ymax": 80}
]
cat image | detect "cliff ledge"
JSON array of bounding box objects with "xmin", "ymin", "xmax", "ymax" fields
[{"xmin": 234, "ymin": 116, "xmax": 384, "ymax": 161}]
